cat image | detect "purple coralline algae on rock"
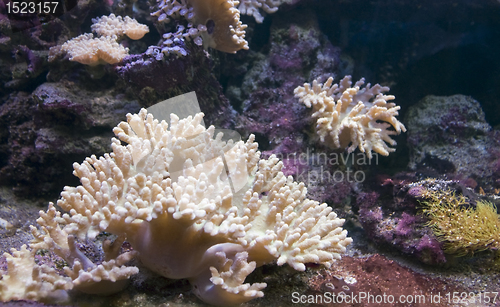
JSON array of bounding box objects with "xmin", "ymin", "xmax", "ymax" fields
[
  {"xmin": 356, "ymin": 177, "xmax": 447, "ymax": 265},
  {"xmin": 406, "ymin": 94, "xmax": 500, "ymax": 192},
  {"xmin": 0, "ymin": 81, "xmax": 140, "ymax": 197}
]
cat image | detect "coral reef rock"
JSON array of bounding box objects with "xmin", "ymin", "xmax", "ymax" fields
[{"xmin": 406, "ymin": 94, "xmax": 500, "ymax": 191}]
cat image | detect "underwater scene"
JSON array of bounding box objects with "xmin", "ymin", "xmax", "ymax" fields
[{"xmin": 0, "ymin": 0, "xmax": 500, "ymax": 306}]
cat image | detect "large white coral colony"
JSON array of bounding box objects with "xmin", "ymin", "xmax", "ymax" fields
[
  {"xmin": 294, "ymin": 75, "xmax": 407, "ymax": 159},
  {"xmin": 1, "ymin": 109, "xmax": 352, "ymax": 306}
]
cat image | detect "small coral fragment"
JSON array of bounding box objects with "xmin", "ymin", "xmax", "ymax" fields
[
  {"xmin": 91, "ymin": 14, "xmax": 149, "ymax": 40},
  {"xmin": 192, "ymin": 251, "xmax": 266, "ymax": 306},
  {"xmin": 28, "ymin": 203, "xmax": 139, "ymax": 296},
  {"xmin": 56, "ymin": 14, "xmax": 148, "ymax": 65},
  {"xmin": 294, "ymin": 75, "xmax": 406, "ymax": 158},
  {"xmin": 61, "ymin": 34, "xmax": 129, "ymax": 65},
  {"xmin": 0, "ymin": 245, "xmax": 72, "ymax": 302}
]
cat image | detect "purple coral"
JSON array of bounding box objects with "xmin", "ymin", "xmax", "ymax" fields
[
  {"xmin": 394, "ymin": 213, "xmax": 416, "ymax": 237},
  {"xmin": 356, "ymin": 181, "xmax": 447, "ymax": 265},
  {"xmin": 416, "ymin": 235, "xmax": 446, "ymax": 264}
]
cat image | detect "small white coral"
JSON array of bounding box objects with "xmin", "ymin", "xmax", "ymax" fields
[
  {"xmin": 65, "ymin": 251, "xmax": 139, "ymax": 294},
  {"xmin": 91, "ymin": 14, "xmax": 149, "ymax": 40},
  {"xmin": 28, "ymin": 204, "xmax": 139, "ymax": 296},
  {"xmin": 192, "ymin": 251, "xmax": 266, "ymax": 306},
  {"xmin": 58, "ymin": 14, "xmax": 148, "ymax": 65},
  {"xmin": 0, "ymin": 245, "xmax": 72, "ymax": 302},
  {"xmin": 294, "ymin": 75, "xmax": 407, "ymax": 158},
  {"xmin": 60, "ymin": 34, "xmax": 129, "ymax": 65}
]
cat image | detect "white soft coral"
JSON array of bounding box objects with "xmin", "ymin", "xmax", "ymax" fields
[{"xmin": 295, "ymin": 75, "xmax": 407, "ymax": 158}]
